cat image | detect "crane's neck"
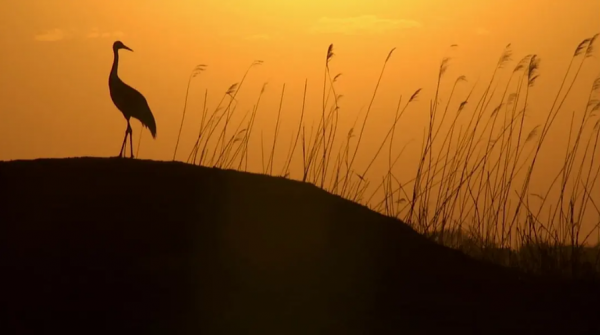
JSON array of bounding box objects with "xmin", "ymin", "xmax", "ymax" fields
[{"xmin": 110, "ymin": 49, "xmax": 120, "ymax": 80}]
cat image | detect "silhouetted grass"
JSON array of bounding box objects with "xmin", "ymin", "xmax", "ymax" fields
[
  {"xmin": 173, "ymin": 64, "xmax": 206, "ymax": 161},
  {"xmin": 176, "ymin": 35, "xmax": 600, "ymax": 280}
]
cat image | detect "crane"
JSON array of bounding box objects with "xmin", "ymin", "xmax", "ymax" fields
[{"xmin": 109, "ymin": 40, "xmax": 157, "ymax": 158}]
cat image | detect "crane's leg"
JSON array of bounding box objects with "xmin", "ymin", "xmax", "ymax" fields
[
  {"xmin": 119, "ymin": 126, "xmax": 129, "ymax": 158},
  {"xmin": 128, "ymin": 123, "xmax": 134, "ymax": 159}
]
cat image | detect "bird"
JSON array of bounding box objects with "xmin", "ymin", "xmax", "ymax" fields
[{"xmin": 109, "ymin": 40, "xmax": 157, "ymax": 158}]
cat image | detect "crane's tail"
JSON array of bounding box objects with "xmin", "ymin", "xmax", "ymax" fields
[{"xmin": 139, "ymin": 111, "xmax": 157, "ymax": 139}]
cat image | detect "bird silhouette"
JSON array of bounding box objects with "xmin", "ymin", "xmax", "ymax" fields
[{"xmin": 109, "ymin": 41, "xmax": 157, "ymax": 158}]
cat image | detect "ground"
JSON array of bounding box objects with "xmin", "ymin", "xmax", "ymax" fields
[{"xmin": 0, "ymin": 157, "xmax": 599, "ymax": 334}]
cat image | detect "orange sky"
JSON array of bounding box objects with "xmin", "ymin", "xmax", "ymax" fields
[{"xmin": 1, "ymin": 0, "xmax": 600, "ymax": 244}]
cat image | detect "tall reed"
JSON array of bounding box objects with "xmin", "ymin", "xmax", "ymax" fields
[{"xmin": 179, "ymin": 37, "xmax": 600, "ymax": 279}]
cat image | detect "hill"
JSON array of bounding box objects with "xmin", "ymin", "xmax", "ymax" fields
[{"xmin": 0, "ymin": 157, "xmax": 598, "ymax": 334}]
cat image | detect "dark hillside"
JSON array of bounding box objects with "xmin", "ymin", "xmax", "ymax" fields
[{"xmin": 0, "ymin": 158, "xmax": 598, "ymax": 334}]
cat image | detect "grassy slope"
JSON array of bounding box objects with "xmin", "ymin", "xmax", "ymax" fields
[{"xmin": 0, "ymin": 157, "xmax": 598, "ymax": 335}]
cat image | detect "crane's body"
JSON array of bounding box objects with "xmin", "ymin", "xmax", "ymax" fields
[{"xmin": 109, "ymin": 41, "xmax": 157, "ymax": 158}]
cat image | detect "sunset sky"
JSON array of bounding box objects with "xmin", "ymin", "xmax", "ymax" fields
[{"xmin": 1, "ymin": 1, "xmax": 600, "ymax": 241}]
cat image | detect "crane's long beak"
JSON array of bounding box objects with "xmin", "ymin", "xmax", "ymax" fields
[{"xmin": 123, "ymin": 45, "xmax": 134, "ymax": 52}]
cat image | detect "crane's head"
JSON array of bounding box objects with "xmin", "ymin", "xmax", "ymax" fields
[{"xmin": 113, "ymin": 41, "xmax": 133, "ymax": 52}]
